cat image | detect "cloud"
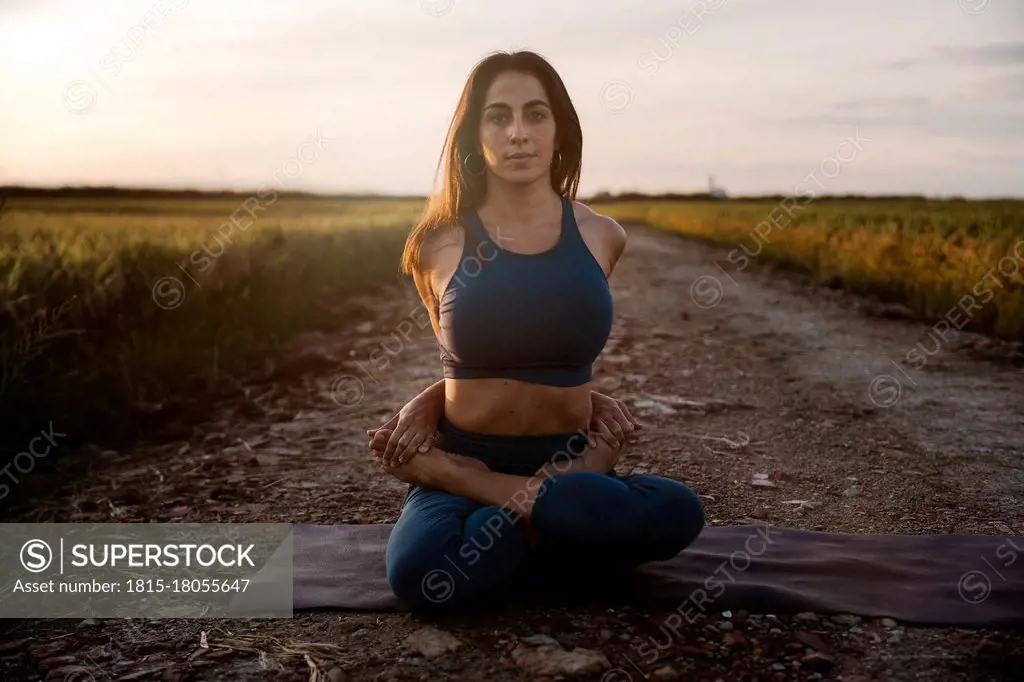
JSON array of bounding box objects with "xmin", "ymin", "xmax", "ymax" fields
[
  {"xmin": 775, "ymin": 110, "xmax": 1021, "ymax": 140},
  {"xmin": 935, "ymin": 41, "xmax": 1024, "ymax": 66},
  {"xmin": 831, "ymin": 96, "xmax": 933, "ymax": 114},
  {"xmin": 878, "ymin": 58, "xmax": 921, "ymax": 70},
  {"xmin": 955, "ymin": 71, "xmax": 1024, "ymax": 100},
  {"xmin": 878, "ymin": 41, "xmax": 1024, "ymax": 70}
]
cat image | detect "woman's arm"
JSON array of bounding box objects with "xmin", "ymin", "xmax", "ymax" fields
[
  {"xmin": 367, "ymin": 379, "xmax": 446, "ymax": 466},
  {"xmin": 530, "ymin": 390, "xmax": 640, "ymax": 478}
]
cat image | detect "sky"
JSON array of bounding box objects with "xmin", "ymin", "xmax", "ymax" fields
[{"xmin": 1, "ymin": 0, "xmax": 1022, "ymax": 198}]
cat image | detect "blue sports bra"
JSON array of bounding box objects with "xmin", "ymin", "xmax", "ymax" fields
[{"xmin": 437, "ymin": 197, "xmax": 614, "ymax": 387}]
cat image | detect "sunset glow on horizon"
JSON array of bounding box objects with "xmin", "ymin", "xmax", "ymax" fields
[{"xmin": 2, "ymin": 0, "xmax": 1022, "ymax": 198}]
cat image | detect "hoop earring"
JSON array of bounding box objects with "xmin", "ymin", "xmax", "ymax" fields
[
  {"xmin": 551, "ymin": 150, "xmax": 563, "ymax": 171},
  {"xmin": 463, "ymin": 151, "xmax": 487, "ymax": 177}
]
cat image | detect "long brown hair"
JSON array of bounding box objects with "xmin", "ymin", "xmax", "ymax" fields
[{"xmin": 400, "ymin": 50, "xmax": 583, "ymax": 278}]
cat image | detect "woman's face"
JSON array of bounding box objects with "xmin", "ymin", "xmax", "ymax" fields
[{"xmin": 477, "ymin": 71, "xmax": 557, "ymax": 185}]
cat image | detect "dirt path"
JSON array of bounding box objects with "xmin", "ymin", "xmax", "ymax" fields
[{"xmin": 2, "ymin": 224, "xmax": 1023, "ymax": 682}]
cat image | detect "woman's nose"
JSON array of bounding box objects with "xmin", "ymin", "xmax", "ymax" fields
[{"xmin": 508, "ymin": 117, "xmax": 526, "ymax": 141}]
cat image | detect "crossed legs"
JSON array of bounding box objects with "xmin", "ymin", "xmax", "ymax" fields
[{"xmin": 384, "ymin": 452, "xmax": 705, "ymax": 611}]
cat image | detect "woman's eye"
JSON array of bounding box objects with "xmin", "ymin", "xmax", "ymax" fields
[
  {"xmin": 531, "ymin": 111, "xmax": 546, "ymax": 121},
  {"xmin": 490, "ymin": 114, "xmax": 506, "ymax": 124}
]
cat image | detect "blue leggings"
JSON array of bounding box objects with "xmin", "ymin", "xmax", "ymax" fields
[{"xmin": 385, "ymin": 416, "xmax": 705, "ymax": 611}]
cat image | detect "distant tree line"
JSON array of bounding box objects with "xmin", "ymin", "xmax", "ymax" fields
[
  {"xmin": 0, "ymin": 185, "xmax": 1013, "ymax": 203},
  {"xmin": 0, "ymin": 186, "xmax": 425, "ymax": 201},
  {"xmin": 582, "ymin": 190, "xmax": 995, "ymax": 203}
]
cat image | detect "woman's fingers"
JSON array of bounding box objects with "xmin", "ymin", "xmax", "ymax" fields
[
  {"xmin": 369, "ymin": 429, "xmax": 392, "ymax": 451},
  {"xmin": 592, "ymin": 420, "xmax": 620, "ymax": 449},
  {"xmin": 383, "ymin": 424, "xmax": 412, "ymax": 464},
  {"xmin": 608, "ymin": 412, "xmax": 627, "ymax": 445},
  {"xmin": 617, "ymin": 399, "xmax": 642, "ymax": 430},
  {"xmin": 398, "ymin": 432, "xmax": 430, "ymax": 464},
  {"xmin": 420, "ymin": 430, "xmax": 439, "ymax": 453}
]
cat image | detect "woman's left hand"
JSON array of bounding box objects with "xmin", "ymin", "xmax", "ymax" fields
[
  {"xmin": 367, "ymin": 399, "xmax": 441, "ymax": 468},
  {"xmin": 589, "ymin": 391, "xmax": 642, "ymax": 449}
]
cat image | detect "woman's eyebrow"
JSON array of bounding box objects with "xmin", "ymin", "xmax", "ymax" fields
[{"xmin": 482, "ymin": 99, "xmax": 552, "ymax": 112}]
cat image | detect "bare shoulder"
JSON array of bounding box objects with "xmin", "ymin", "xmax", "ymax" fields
[
  {"xmin": 570, "ymin": 200, "xmax": 627, "ymax": 275},
  {"xmin": 571, "ymin": 201, "xmax": 627, "ymax": 243},
  {"xmin": 418, "ymin": 221, "xmax": 465, "ymax": 272}
]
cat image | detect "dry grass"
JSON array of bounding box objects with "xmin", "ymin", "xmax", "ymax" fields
[
  {"xmin": 0, "ymin": 195, "xmax": 424, "ymax": 460},
  {"xmin": 3, "ymin": 194, "xmax": 1021, "ymax": 478},
  {"xmin": 599, "ymin": 199, "xmax": 1024, "ymax": 340}
]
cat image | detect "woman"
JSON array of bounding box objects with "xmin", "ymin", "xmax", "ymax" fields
[{"xmin": 366, "ymin": 50, "xmax": 705, "ymax": 611}]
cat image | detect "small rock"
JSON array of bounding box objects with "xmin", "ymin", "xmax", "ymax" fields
[
  {"xmin": 520, "ymin": 634, "xmax": 560, "ymax": 647},
  {"xmin": 592, "ymin": 376, "xmax": 623, "ymax": 392},
  {"xmin": 78, "ymin": 618, "xmax": 98, "ymax": 627},
  {"xmin": 793, "ymin": 612, "xmax": 819, "ymax": 623},
  {"xmin": 355, "ymin": 322, "xmax": 374, "ymax": 334},
  {"xmin": 652, "ymin": 664, "xmax": 680, "ymax": 680},
  {"xmin": 800, "ymin": 652, "xmax": 835, "ymax": 670},
  {"xmin": 602, "ymin": 354, "xmax": 632, "ymax": 364},
  {"xmin": 829, "ymin": 613, "xmax": 861, "ymax": 626},
  {"xmin": 633, "ymin": 399, "xmax": 677, "ymax": 415},
  {"xmin": 202, "ymin": 432, "xmax": 227, "ymax": 445},
  {"xmin": 405, "ymin": 626, "xmax": 463, "ymax": 660},
  {"xmin": 843, "ymin": 485, "xmax": 861, "ymax": 498},
  {"xmin": 327, "ymin": 668, "xmax": 348, "ymax": 682},
  {"xmin": 880, "ymin": 618, "xmax": 897, "ymax": 628},
  {"xmin": 794, "ymin": 631, "xmax": 830, "ymax": 653},
  {"xmin": 510, "ymin": 640, "xmax": 609, "ymax": 677},
  {"xmin": 768, "ymin": 628, "xmax": 782, "ymax": 635},
  {"xmin": 721, "ymin": 611, "xmax": 732, "ymax": 618},
  {"xmin": 719, "ymin": 621, "xmax": 734, "ymax": 632},
  {"xmin": 599, "ymin": 629, "xmax": 614, "ymax": 641}
]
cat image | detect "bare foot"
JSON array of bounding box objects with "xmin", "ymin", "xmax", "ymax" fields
[
  {"xmin": 380, "ymin": 446, "xmax": 489, "ymax": 488},
  {"xmin": 578, "ymin": 432, "xmax": 625, "ymax": 474}
]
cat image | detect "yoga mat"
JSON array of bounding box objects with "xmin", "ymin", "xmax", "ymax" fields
[{"xmin": 291, "ymin": 523, "xmax": 1024, "ymax": 627}]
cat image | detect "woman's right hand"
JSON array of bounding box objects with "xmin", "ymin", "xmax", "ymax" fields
[{"xmin": 367, "ymin": 398, "xmax": 442, "ymax": 468}]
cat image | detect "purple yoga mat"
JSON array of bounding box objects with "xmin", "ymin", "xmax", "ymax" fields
[{"xmin": 290, "ymin": 523, "xmax": 1024, "ymax": 627}]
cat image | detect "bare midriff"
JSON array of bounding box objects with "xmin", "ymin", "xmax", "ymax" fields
[{"xmin": 444, "ymin": 377, "xmax": 592, "ymax": 436}]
